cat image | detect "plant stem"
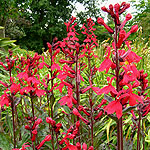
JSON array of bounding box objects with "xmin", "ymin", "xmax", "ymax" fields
[
  {"xmin": 114, "ymin": 23, "xmax": 123, "ymax": 150},
  {"xmin": 88, "ymin": 51, "xmax": 94, "ymax": 146},
  {"xmin": 31, "ymin": 96, "xmax": 34, "ymax": 119},
  {"xmin": 11, "ymin": 97, "xmax": 16, "ymax": 148},
  {"xmin": 75, "ymin": 52, "xmax": 81, "ymax": 143},
  {"xmin": 137, "ymin": 110, "xmax": 141, "ymax": 150},
  {"xmin": 50, "ymin": 48, "xmax": 55, "ymax": 150},
  {"xmin": 56, "ymin": 133, "xmax": 60, "ymax": 150},
  {"xmin": 9, "ymin": 69, "xmax": 16, "ymax": 148},
  {"xmin": 142, "ymin": 119, "xmax": 145, "ymax": 150}
]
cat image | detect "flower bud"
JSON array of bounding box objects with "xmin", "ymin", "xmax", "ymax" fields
[
  {"xmin": 82, "ymin": 143, "xmax": 87, "ymax": 150},
  {"xmin": 109, "ymin": 4, "xmax": 113, "ymax": 11},
  {"xmin": 44, "ymin": 135, "xmax": 52, "ymax": 141},
  {"xmin": 126, "ymin": 13, "xmax": 132, "ymax": 21},
  {"xmin": 130, "ymin": 25, "xmax": 138, "ymax": 33},
  {"xmin": 114, "ymin": 3, "xmax": 120, "ymax": 12},
  {"xmin": 76, "ymin": 121, "xmax": 80, "ymax": 128},
  {"xmin": 101, "ymin": 6, "xmax": 109, "ymax": 13},
  {"xmin": 97, "ymin": 17, "xmax": 104, "ymax": 25}
]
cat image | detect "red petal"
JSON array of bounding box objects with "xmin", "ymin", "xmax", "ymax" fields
[{"xmin": 99, "ymin": 58, "xmax": 112, "ymax": 73}]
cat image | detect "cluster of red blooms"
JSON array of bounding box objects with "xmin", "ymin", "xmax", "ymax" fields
[
  {"xmin": 0, "ymin": 50, "xmax": 20, "ymax": 107},
  {"xmin": 0, "ymin": 2, "xmax": 150, "ymax": 150},
  {"xmin": 96, "ymin": 2, "xmax": 149, "ymax": 120}
]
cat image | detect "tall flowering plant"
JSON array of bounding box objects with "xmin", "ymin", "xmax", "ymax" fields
[
  {"xmin": 97, "ymin": 2, "xmax": 149, "ymax": 150},
  {"xmin": 0, "ymin": 2, "xmax": 150, "ymax": 150}
]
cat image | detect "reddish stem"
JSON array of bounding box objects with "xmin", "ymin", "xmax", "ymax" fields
[
  {"xmin": 88, "ymin": 52, "xmax": 94, "ymax": 146},
  {"xmin": 114, "ymin": 23, "xmax": 123, "ymax": 150},
  {"xmin": 11, "ymin": 97, "xmax": 16, "ymax": 148},
  {"xmin": 50, "ymin": 47, "xmax": 55, "ymax": 150},
  {"xmin": 75, "ymin": 52, "xmax": 81, "ymax": 143},
  {"xmin": 137, "ymin": 110, "xmax": 141, "ymax": 150}
]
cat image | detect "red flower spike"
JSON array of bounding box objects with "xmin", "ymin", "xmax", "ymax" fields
[
  {"xmin": 81, "ymin": 85, "xmax": 92, "ymax": 94},
  {"xmin": 47, "ymin": 42, "xmax": 52, "ymax": 53},
  {"xmin": 127, "ymin": 84, "xmax": 143, "ymax": 106},
  {"xmin": 55, "ymin": 82, "xmax": 64, "ymax": 93},
  {"xmin": 17, "ymin": 72, "xmax": 28, "ymax": 80},
  {"xmin": 51, "ymin": 63, "xmax": 60, "ymax": 71},
  {"xmin": 44, "ymin": 135, "xmax": 52, "ymax": 141},
  {"xmin": 97, "ymin": 18, "xmax": 114, "ymax": 34},
  {"xmin": 121, "ymin": 2, "xmax": 126, "ymax": 7},
  {"xmin": 59, "ymin": 95, "xmax": 73, "ymax": 108},
  {"xmin": 59, "ymin": 87, "xmax": 76, "ymax": 108},
  {"xmin": 78, "ymin": 105, "xmax": 90, "ymax": 116},
  {"xmin": 35, "ymin": 89, "xmax": 45, "ymax": 97},
  {"xmin": 126, "ymin": 13, "xmax": 132, "ymax": 21},
  {"xmin": 55, "ymin": 123, "xmax": 62, "ymax": 132}
]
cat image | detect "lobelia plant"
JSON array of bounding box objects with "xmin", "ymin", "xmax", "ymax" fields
[
  {"xmin": 0, "ymin": 1, "xmax": 150, "ymax": 150},
  {"xmin": 97, "ymin": 2, "xmax": 150, "ymax": 150}
]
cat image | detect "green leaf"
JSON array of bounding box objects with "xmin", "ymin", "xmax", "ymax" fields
[
  {"xmin": 104, "ymin": 94, "xmax": 113, "ymax": 102},
  {"xmin": 123, "ymin": 105, "xmax": 137, "ymax": 114},
  {"xmin": 0, "ymin": 132, "xmax": 12, "ymax": 150},
  {"xmin": 106, "ymin": 119, "xmax": 112, "ymax": 143},
  {"xmin": 6, "ymin": 113, "xmax": 13, "ymax": 137},
  {"xmin": 50, "ymin": 94, "xmax": 55, "ymax": 106},
  {"xmin": 0, "ymin": 39, "xmax": 16, "ymax": 47},
  {"xmin": 0, "ymin": 26, "xmax": 4, "ymax": 29}
]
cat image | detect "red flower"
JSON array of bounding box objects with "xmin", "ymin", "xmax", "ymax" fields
[
  {"xmin": 59, "ymin": 87, "xmax": 77, "ymax": 108},
  {"xmin": 35, "ymin": 89, "xmax": 45, "ymax": 97},
  {"xmin": 127, "ymin": 84, "xmax": 143, "ymax": 106},
  {"xmin": 17, "ymin": 72, "xmax": 28, "ymax": 80},
  {"xmin": 98, "ymin": 58, "xmax": 113, "ymax": 73},
  {"xmin": 105, "ymin": 100, "xmax": 122, "ymax": 119},
  {"xmin": 0, "ymin": 91, "xmax": 11, "ymax": 107},
  {"xmin": 51, "ymin": 63, "xmax": 60, "ymax": 71},
  {"xmin": 20, "ymin": 86, "xmax": 34, "ymax": 95},
  {"xmin": 98, "ymin": 77, "xmax": 118, "ymax": 95}
]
